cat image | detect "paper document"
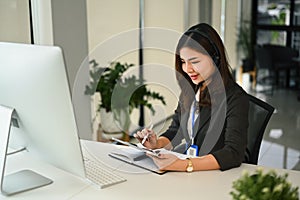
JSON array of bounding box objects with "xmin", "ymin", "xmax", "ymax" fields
[
  {"xmin": 109, "ymin": 145, "xmax": 166, "ymax": 174},
  {"xmin": 109, "ymin": 143, "xmax": 191, "ymax": 175}
]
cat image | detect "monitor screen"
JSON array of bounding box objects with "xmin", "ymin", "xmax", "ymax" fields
[{"xmin": 0, "ymin": 42, "xmax": 85, "ymax": 180}]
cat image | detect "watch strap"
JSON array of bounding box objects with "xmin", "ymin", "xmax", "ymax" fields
[{"xmin": 186, "ymin": 158, "xmax": 193, "ymax": 172}]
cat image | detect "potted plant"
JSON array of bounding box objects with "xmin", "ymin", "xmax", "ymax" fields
[
  {"xmin": 230, "ymin": 168, "xmax": 299, "ymax": 200},
  {"xmin": 237, "ymin": 20, "xmax": 254, "ymax": 73},
  {"xmin": 85, "ymin": 60, "xmax": 166, "ymax": 141}
]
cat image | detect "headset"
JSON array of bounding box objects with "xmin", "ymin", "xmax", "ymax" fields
[{"xmin": 185, "ymin": 28, "xmax": 221, "ymax": 67}]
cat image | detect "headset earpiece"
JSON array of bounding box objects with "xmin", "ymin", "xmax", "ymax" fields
[{"xmin": 185, "ymin": 29, "xmax": 220, "ymax": 68}]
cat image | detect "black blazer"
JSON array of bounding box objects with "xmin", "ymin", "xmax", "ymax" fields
[{"xmin": 161, "ymin": 80, "xmax": 249, "ymax": 171}]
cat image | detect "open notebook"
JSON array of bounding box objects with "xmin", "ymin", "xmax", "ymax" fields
[
  {"xmin": 109, "ymin": 145, "xmax": 166, "ymax": 175},
  {"xmin": 109, "ymin": 138, "xmax": 190, "ymax": 175}
]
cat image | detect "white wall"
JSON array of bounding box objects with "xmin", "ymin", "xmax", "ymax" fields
[
  {"xmin": 143, "ymin": 0, "xmax": 184, "ymax": 129},
  {"xmin": 86, "ymin": 0, "xmax": 139, "ymax": 62}
]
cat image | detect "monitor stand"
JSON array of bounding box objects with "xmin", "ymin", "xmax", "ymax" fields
[{"xmin": 0, "ymin": 105, "xmax": 53, "ymax": 196}]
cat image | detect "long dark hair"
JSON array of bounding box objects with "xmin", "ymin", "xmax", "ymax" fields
[{"xmin": 175, "ymin": 23, "xmax": 234, "ymax": 109}]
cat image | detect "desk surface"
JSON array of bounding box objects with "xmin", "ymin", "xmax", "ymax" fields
[{"xmin": 1, "ymin": 140, "xmax": 300, "ymax": 200}]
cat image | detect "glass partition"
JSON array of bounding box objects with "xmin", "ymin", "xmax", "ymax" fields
[
  {"xmin": 257, "ymin": 30, "xmax": 287, "ymax": 45},
  {"xmin": 0, "ymin": 0, "xmax": 31, "ymax": 43},
  {"xmin": 293, "ymin": 2, "xmax": 300, "ymax": 25},
  {"xmin": 257, "ymin": 0, "xmax": 291, "ymax": 26}
]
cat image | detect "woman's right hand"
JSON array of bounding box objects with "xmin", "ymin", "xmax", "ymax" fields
[{"xmin": 134, "ymin": 128, "xmax": 158, "ymax": 149}]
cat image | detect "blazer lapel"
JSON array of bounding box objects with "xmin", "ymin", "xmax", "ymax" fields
[
  {"xmin": 193, "ymin": 106, "xmax": 211, "ymax": 155},
  {"xmin": 193, "ymin": 106, "xmax": 211, "ymax": 133},
  {"xmin": 180, "ymin": 111, "xmax": 191, "ymax": 142}
]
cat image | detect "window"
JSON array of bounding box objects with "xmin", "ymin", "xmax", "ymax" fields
[
  {"xmin": 0, "ymin": 0, "xmax": 31, "ymax": 43},
  {"xmin": 257, "ymin": 0, "xmax": 291, "ymax": 26},
  {"xmin": 254, "ymin": 0, "xmax": 300, "ymax": 55}
]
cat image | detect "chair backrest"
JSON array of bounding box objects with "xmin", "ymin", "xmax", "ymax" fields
[
  {"xmin": 245, "ymin": 94, "xmax": 275, "ymax": 164},
  {"xmin": 254, "ymin": 45, "xmax": 273, "ymax": 70},
  {"xmin": 263, "ymin": 44, "xmax": 299, "ymax": 63}
]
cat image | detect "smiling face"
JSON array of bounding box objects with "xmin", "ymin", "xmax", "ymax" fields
[{"xmin": 180, "ymin": 47, "xmax": 215, "ymax": 85}]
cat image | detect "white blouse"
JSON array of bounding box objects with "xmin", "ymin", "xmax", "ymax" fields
[{"xmin": 187, "ymin": 89, "xmax": 200, "ymax": 142}]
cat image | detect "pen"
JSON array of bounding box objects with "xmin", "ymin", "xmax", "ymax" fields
[{"xmin": 141, "ymin": 124, "xmax": 153, "ymax": 145}]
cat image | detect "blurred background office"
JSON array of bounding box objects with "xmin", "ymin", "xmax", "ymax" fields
[{"xmin": 0, "ymin": 0, "xmax": 299, "ymax": 171}]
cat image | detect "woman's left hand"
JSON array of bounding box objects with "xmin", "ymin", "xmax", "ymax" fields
[{"xmin": 147, "ymin": 153, "xmax": 179, "ymax": 171}]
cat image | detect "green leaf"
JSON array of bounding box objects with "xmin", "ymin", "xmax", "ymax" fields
[{"xmin": 84, "ymin": 61, "xmax": 166, "ymax": 129}]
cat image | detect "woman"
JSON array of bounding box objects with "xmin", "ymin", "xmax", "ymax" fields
[{"xmin": 134, "ymin": 23, "xmax": 249, "ymax": 171}]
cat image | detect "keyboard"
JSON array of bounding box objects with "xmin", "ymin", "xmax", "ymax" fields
[{"xmin": 83, "ymin": 156, "xmax": 127, "ymax": 189}]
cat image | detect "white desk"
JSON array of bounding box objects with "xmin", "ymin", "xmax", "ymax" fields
[
  {"xmin": 1, "ymin": 140, "xmax": 300, "ymax": 199},
  {"xmin": 0, "ymin": 149, "xmax": 89, "ymax": 200}
]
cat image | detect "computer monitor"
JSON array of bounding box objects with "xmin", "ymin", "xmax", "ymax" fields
[{"xmin": 0, "ymin": 42, "xmax": 85, "ymax": 195}]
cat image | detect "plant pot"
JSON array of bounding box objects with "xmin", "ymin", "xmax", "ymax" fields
[
  {"xmin": 99, "ymin": 108, "xmax": 131, "ymax": 142},
  {"xmin": 242, "ymin": 58, "xmax": 254, "ymax": 72},
  {"xmin": 100, "ymin": 108, "xmax": 123, "ymax": 133}
]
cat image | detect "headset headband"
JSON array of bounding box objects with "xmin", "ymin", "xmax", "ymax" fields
[{"xmin": 185, "ymin": 28, "xmax": 220, "ymax": 67}]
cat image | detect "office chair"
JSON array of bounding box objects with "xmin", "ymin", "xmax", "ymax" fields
[
  {"xmin": 263, "ymin": 44, "xmax": 299, "ymax": 88},
  {"xmin": 254, "ymin": 45, "xmax": 276, "ymax": 95},
  {"xmin": 245, "ymin": 94, "xmax": 275, "ymax": 165}
]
